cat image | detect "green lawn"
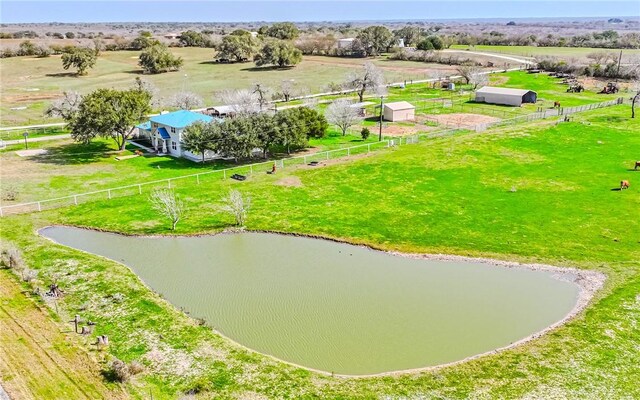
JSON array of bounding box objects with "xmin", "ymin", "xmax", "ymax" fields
[
  {"xmin": 451, "ymin": 44, "xmax": 640, "ymax": 59},
  {"xmin": 1, "ymin": 105, "xmax": 639, "ymax": 398}
]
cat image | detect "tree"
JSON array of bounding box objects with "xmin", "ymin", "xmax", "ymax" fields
[
  {"xmin": 66, "ymin": 87, "xmax": 152, "ymax": 150},
  {"xmin": 216, "ymin": 34, "xmax": 256, "ymax": 62},
  {"xmin": 129, "ymin": 33, "xmax": 159, "ymax": 50},
  {"xmin": 263, "ymin": 22, "xmax": 299, "ymax": 40},
  {"xmin": 274, "ymin": 109, "xmax": 308, "ymax": 154},
  {"xmin": 469, "ymin": 72, "xmax": 489, "ymax": 90},
  {"xmin": 355, "ymin": 26, "xmax": 393, "ymax": 56},
  {"xmin": 45, "ymin": 91, "xmax": 81, "ymax": 120},
  {"xmin": 252, "ymin": 83, "xmax": 271, "ymax": 111},
  {"xmin": 343, "ymin": 62, "xmax": 386, "ymax": 102},
  {"xmin": 181, "ymin": 121, "xmax": 219, "ymax": 162},
  {"xmin": 218, "ymin": 190, "xmax": 250, "ymax": 227},
  {"xmin": 456, "ymin": 65, "xmax": 483, "ymax": 85},
  {"xmin": 217, "ymin": 117, "xmax": 260, "ymax": 161},
  {"xmin": 286, "ymin": 107, "xmax": 327, "ymax": 138},
  {"xmin": 393, "ymin": 26, "xmax": 423, "ymax": 47},
  {"xmin": 250, "ymin": 113, "xmax": 278, "ymax": 158},
  {"xmin": 61, "ymin": 47, "xmax": 97, "ymax": 76},
  {"xmin": 138, "ymin": 43, "xmax": 183, "ymax": 74},
  {"xmin": 65, "ymin": 31, "xmax": 75, "ymax": 39},
  {"xmin": 254, "ymin": 40, "xmax": 302, "ymax": 68},
  {"xmin": 326, "ymin": 99, "xmax": 361, "ymax": 135},
  {"xmin": 132, "ymin": 77, "xmax": 162, "ymax": 108},
  {"xmin": 219, "ymin": 88, "xmax": 260, "ymax": 115},
  {"xmin": 361, "ymin": 127, "xmax": 371, "ymax": 140},
  {"xmin": 417, "ymin": 35, "xmax": 444, "ymax": 51},
  {"xmin": 169, "ymin": 91, "xmax": 203, "ymax": 110},
  {"xmin": 149, "ymin": 189, "xmax": 184, "ymax": 230},
  {"xmin": 179, "ymin": 30, "xmax": 210, "ymax": 47},
  {"xmin": 278, "ymin": 79, "xmax": 301, "ymax": 102}
]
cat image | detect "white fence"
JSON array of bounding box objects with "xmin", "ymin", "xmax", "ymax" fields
[
  {"xmin": 0, "ymin": 97, "xmax": 625, "ymax": 217},
  {"xmin": 0, "ymin": 140, "xmax": 393, "ymax": 217}
]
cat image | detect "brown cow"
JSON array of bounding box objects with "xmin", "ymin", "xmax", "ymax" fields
[
  {"xmin": 553, "ymin": 101, "xmax": 561, "ymax": 108},
  {"xmin": 635, "ymin": 161, "xmax": 640, "ymax": 170},
  {"xmin": 620, "ymin": 180, "xmax": 630, "ymax": 190}
]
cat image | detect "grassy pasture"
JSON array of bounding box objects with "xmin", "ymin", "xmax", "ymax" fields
[
  {"xmin": 451, "ymin": 44, "xmax": 640, "ymax": 59},
  {"xmin": 0, "ymin": 105, "xmax": 639, "ymax": 398},
  {"xmin": 0, "ymin": 49, "xmax": 452, "ymax": 127}
]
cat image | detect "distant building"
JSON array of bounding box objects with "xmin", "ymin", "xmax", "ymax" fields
[
  {"xmin": 337, "ymin": 38, "xmax": 356, "ymax": 49},
  {"xmin": 474, "ymin": 87, "xmax": 537, "ymax": 107},
  {"xmin": 136, "ymin": 110, "xmax": 219, "ymax": 161},
  {"xmin": 250, "ymin": 31, "xmax": 259, "ymax": 38},
  {"xmin": 383, "ymin": 101, "xmax": 415, "ymax": 122},
  {"xmin": 164, "ymin": 33, "xmax": 180, "ymax": 40}
]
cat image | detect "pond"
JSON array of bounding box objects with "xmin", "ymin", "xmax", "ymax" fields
[{"xmin": 41, "ymin": 226, "xmax": 580, "ymax": 375}]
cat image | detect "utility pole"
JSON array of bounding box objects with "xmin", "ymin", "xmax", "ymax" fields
[
  {"xmin": 23, "ymin": 131, "xmax": 28, "ymax": 149},
  {"xmin": 616, "ymin": 50, "xmax": 622, "ymax": 82},
  {"xmin": 378, "ymin": 96, "xmax": 384, "ymax": 141}
]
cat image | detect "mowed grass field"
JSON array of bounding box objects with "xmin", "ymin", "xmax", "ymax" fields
[
  {"xmin": 1, "ymin": 104, "xmax": 638, "ymax": 398},
  {"xmin": 451, "ymin": 44, "xmax": 640, "ymax": 59},
  {"xmin": 0, "ymin": 48, "xmax": 453, "ymax": 127}
]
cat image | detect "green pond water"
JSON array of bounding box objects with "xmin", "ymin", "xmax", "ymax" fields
[{"xmin": 41, "ymin": 226, "xmax": 579, "ymax": 375}]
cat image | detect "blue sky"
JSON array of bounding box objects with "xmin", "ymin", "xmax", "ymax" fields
[{"xmin": 2, "ymin": 1, "xmax": 639, "ymax": 23}]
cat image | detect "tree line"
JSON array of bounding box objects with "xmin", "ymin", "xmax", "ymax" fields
[{"xmin": 181, "ymin": 106, "xmax": 327, "ymax": 162}]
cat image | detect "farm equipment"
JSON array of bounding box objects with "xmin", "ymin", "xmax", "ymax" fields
[
  {"xmin": 567, "ymin": 84, "xmax": 585, "ymax": 93},
  {"xmin": 599, "ymin": 83, "xmax": 619, "ymax": 94}
]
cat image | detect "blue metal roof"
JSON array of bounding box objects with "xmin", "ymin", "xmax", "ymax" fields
[
  {"xmin": 157, "ymin": 127, "xmax": 171, "ymax": 140},
  {"xmin": 149, "ymin": 110, "xmax": 213, "ymax": 129},
  {"xmin": 136, "ymin": 121, "xmax": 151, "ymax": 131}
]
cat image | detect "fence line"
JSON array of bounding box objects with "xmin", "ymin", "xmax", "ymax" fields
[
  {"xmin": 0, "ymin": 97, "xmax": 625, "ymax": 217},
  {"xmin": 0, "ymin": 140, "xmax": 393, "ymax": 217}
]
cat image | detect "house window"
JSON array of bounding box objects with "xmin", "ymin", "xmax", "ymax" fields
[
  {"xmin": 171, "ymin": 127, "xmax": 176, "ymax": 133},
  {"xmin": 171, "ymin": 141, "xmax": 177, "ymax": 151},
  {"xmin": 152, "ymin": 123, "xmax": 158, "ymax": 128}
]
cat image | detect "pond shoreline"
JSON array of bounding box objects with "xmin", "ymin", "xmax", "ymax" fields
[{"xmin": 37, "ymin": 224, "xmax": 606, "ymax": 378}]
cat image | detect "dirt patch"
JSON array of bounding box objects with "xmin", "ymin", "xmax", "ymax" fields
[
  {"xmin": 361, "ymin": 123, "xmax": 432, "ymax": 137},
  {"xmin": 275, "ymin": 176, "xmax": 303, "ymax": 187},
  {"xmin": 421, "ymin": 113, "xmax": 501, "ymax": 128},
  {"xmin": 4, "ymin": 93, "xmax": 61, "ymax": 103}
]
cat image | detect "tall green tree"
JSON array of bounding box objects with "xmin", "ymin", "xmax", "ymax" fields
[
  {"xmin": 181, "ymin": 121, "xmax": 220, "ymax": 162},
  {"xmin": 263, "ymin": 22, "xmax": 299, "ymax": 40},
  {"xmin": 355, "ymin": 26, "xmax": 393, "ymax": 56},
  {"xmin": 393, "ymin": 26, "xmax": 423, "ymax": 47},
  {"xmin": 217, "ymin": 117, "xmax": 260, "ymax": 162},
  {"xmin": 61, "ymin": 47, "xmax": 97, "ymax": 76},
  {"xmin": 254, "ymin": 40, "xmax": 302, "ymax": 68},
  {"xmin": 139, "ymin": 43, "xmax": 183, "ymax": 74},
  {"xmin": 66, "ymin": 87, "xmax": 152, "ymax": 150},
  {"xmin": 274, "ymin": 109, "xmax": 308, "ymax": 154},
  {"xmin": 216, "ymin": 34, "xmax": 256, "ymax": 62}
]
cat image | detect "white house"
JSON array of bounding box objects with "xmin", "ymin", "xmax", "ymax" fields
[
  {"xmin": 136, "ymin": 110, "xmax": 219, "ymax": 162},
  {"xmin": 337, "ymin": 38, "xmax": 356, "ymax": 49}
]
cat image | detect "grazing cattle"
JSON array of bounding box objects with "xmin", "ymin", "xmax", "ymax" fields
[
  {"xmin": 553, "ymin": 101, "xmax": 561, "ymax": 108},
  {"xmin": 635, "ymin": 161, "xmax": 640, "ymax": 170},
  {"xmin": 620, "ymin": 180, "xmax": 630, "ymax": 190}
]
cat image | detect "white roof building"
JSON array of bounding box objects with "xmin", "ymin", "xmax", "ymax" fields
[
  {"xmin": 383, "ymin": 101, "xmax": 415, "ymax": 122},
  {"xmin": 474, "ymin": 86, "xmax": 538, "ymax": 107}
]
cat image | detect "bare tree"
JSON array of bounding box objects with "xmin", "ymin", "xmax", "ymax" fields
[
  {"xmin": 469, "ymin": 72, "xmax": 489, "ymax": 90},
  {"xmin": 252, "ymin": 83, "xmax": 271, "ymax": 111},
  {"xmin": 456, "ymin": 65, "xmax": 483, "ymax": 85},
  {"xmin": 132, "ymin": 77, "xmax": 162, "ymax": 108},
  {"xmin": 169, "ymin": 91, "xmax": 203, "ymax": 110},
  {"xmin": 279, "ymin": 79, "xmax": 305, "ymax": 102},
  {"xmin": 326, "ymin": 99, "xmax": 361, "ymax": 136},
  {"xmin": 219, "ymin": 190, "xmax": 250, "ymax": 227},
  {"xmin": 149, "ymin": 189, "xmax": 184, "ymax": 230},
  {"xmin": 343, "ymin": 62, "xmax": 387, "ymax": 102},
  {"xmin": 219, "ymin": 89, "xmax": 260, "ymax": 115},
  {"xmin": 44, "ymin": 91, "xmax": 81, "ymax": 119}
]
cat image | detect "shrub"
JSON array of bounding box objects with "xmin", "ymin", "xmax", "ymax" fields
[
  {"xmin": 104, "ymin": 359, "xmax": 131, "ymax": 383},
  {"xmin": 361, "ymin": 127, "xmax": 371, "ymax": 140}
]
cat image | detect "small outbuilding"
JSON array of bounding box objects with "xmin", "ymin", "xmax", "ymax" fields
[
  {"xmin": 474, "ymin": 86, "xmax": 537, "ymax": 107},
  {"xmin": 383, "ymin": 101, "xmax": 415, "ymax": 122}
]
